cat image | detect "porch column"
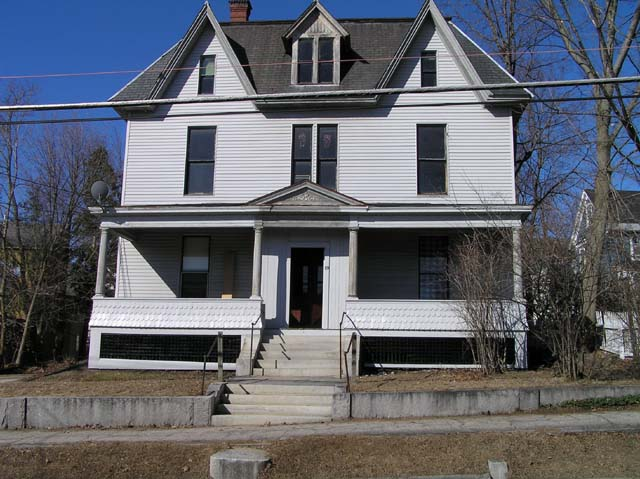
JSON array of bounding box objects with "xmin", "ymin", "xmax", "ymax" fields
[
  {"xmin": 348, "ymin": 226, "xmax": 359, "ymax": 299},
  {"xmin": 94, "ymin": 227, "xmax": 109, "ymax": 298},
  {"xmin": 251, "ymin": 223, "xmax": 263, "ymax": 299},
  {"xmin": 512, "ymin": 225, "xmax": 523, "ymax": 300}
]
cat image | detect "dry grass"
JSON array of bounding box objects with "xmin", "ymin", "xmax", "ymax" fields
[
  {"xmin": 0, "ymin": 369, "xmax": 228, "ymax": 397},
  {"xmin": 352, "ymin": 367, "xmax": 640, "ymax": 393},
  {"xmin": 0, "ymin": 432, "xmax": 639, "ymax": 479}
]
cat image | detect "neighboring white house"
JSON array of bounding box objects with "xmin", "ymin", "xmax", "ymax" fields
[
  {"xmin": 88, "ymin": 0, "xmax": 532, "ymax": 374},
  {"xmin": 573, "ymin": 189, "xmax": 640, "ymax": 359}
]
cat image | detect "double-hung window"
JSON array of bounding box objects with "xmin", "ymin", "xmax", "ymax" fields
[
  {"xmin": 292, "ymin": 126, "xmax": 312, "ymax": 183},
  {"xmin": 181, "ymin": 237, "xmax": 210, "ymax": 298},
  {"xmin": 296, "ymin": 37, "xmax": 336, "ymax": 84},
  {"xmin": 297, "ymin": 39, "xmax": 314, "ymax": 84},
  {"xmin": 419, "ymin": 236, "xmax": 449, "ymax": 300},
  {"xmin": 421, "ymin": 51, "xmax": 437, "ymax": 87},
  {"xmin": 318, "ymin": 38, "xmax": 334, "ymax": 84},
  {"xmin": 317, "ymin": 125, "xmax": 337, "ymax": 189},
  {"xmin": 418, "ymin": 125, "xmax": 447, "ymax": 194},
  {"xmin": 198, "ymin": 55, "xmax": 216, "ymax": 95},
  {"xmin": 185, "ymin": 127, "xmax": 216, "ymax": 195}
]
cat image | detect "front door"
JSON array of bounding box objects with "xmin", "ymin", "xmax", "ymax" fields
[{"xmin": 289, "ymin": 248, "xmax": 324, "ymax": 329}]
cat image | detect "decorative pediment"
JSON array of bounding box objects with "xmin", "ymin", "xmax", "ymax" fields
[
  {"xmin": 249, "ymin": 182, "xmax": 366, "ymax": 207},
  {"xmin": 283, "ymin": 1, "xmax": 349, "ymax": 41}
]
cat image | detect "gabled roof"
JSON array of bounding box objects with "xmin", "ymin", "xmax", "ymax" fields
[
  {"xmin": 283, "ymin": 0, "xmax": 349, "ymax": 40},
  {"xmin": 585, "ymin": 189, "xmax": 640, "ymax": 224},
  {"xmin": 111, "ymin": 0, "xmax": 531, "ymax": 104},
  {"xmin": 248, "ymin": 181, "xmax": 366, "ymax": 207},
  {"xmin": 110, "ymin": 2, "xmax": 255, "ymax": 103}
]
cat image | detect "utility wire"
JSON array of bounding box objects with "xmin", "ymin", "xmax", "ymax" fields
[
  {"xmin": 1, "ymin": 44, "xmax": 639, "ymax": 81},
  {"xmin": 1, "ymin": 93, "xmax": 639, "ymax": 126},
  {"xmin": 1, "ymin": 76, "xmax": 639, "ymax": 113}
]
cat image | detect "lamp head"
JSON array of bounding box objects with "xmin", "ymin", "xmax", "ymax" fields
[{"xmin": 90, "ymin": 181, "xmax": 110, "ymax": 204}]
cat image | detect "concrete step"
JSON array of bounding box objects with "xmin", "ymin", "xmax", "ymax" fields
[
  {"xmin": 257, "ymin": 349, "xmax": 340, "ymax": 360},
  {"xmin": 224, "ymin": 393, "xmax": 333, "ymax": 406},
  {"xmin": 255, "ymin": 359, "xmax": 340, "ymax": 369},
  {"xmin": 210, "ymin": 414, "xmax": 330, "ymax": 427},
  {"xmin": 225, "ymin": 382, "xmax": 340, "ymax": 396},
  {"xmin": 252, "ymin": 367, "xmax": 340, "ymax": 378},
  {"xmin": 262, "ymin": 336, "xmax": 343, "ymax": 345},
  {"xmin": 216, "ymin": 403, "xmax": 332, "ymax": 416},
  {"xmin": 260, "ymin": 342, "xmax": 342, "ymax": 352}
]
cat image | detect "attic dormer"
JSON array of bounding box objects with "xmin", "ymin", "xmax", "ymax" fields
[{"xmin": 283, "ymin": 1, "xmax": 349, "ymax": 86}]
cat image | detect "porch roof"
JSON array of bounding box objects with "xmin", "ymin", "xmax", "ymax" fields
[{"xmin": 90, "ymin": 181, "xmax": 531, "ymax": 234}]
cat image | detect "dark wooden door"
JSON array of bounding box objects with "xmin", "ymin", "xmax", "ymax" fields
[{"xmin": 289, "ymin": 248, "xmax": 324, "ymax": 329}]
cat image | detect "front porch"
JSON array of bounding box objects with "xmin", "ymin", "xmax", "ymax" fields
[{"xmin": 88, "ymin": 182, "xmax": 530, "ymax": 371}]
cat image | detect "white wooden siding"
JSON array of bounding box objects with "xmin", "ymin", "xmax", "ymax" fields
[
  {"xmin": 164, "ymin": 25, "xmax": 247, "ymax": 99},
  {"xmin": 122, "ymin": 18, "xmax": 516, "ymax": 206},
  {"xmin": 116, "ymin": 230, "xmax": 253, "ymax": 299}
]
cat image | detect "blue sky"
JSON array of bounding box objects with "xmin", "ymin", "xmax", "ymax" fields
[{"xmin": 0, "ymin": 1, "xmax": 427, "ymax": 105}]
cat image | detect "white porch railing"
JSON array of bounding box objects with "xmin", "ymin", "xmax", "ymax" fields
[
  {"xmin": 89, "ymin": 298, "xmax": 263, "ymax": 330},
  {"xmin": 344, "ymin": 299, "xmax": 525, "ymax": 331}
]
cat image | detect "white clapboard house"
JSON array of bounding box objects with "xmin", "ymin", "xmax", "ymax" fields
[
  {"xmin": 573, "ymin": 189, "xmax": 640, "ymax": 359},
  {"xmin": 88, "ymin": 0, "xmax": 532, "ymax": 376}
]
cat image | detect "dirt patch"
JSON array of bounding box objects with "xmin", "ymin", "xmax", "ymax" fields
[
  {"xmin": 0, "ymin": 432, "xmax": 639, "ymax": 479},
  {"xmin": 351, "ymin": 368, "xmax": 640, "ymax": 393},
  {"xmin": 0, "ymin": 369, "xmax": 229, "ymax": 397}
]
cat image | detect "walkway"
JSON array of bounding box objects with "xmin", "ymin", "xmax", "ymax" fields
[{"xmin": 1, "ymin": 411, "xmax": 639, "ymax": 447}]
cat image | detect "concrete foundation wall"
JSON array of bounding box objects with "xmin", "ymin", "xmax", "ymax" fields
[
  {"xmin": 349, "ymin": 385, "xmax": 640, "ymax": 420},
  {"xmin": 539, "ymin": 385, "xmax": 640, "ymax": 406},
  {"xmin": 1, "ymin": 396, "xmax": 213, "ymax": 430},
  {"xmin": 0, "ymin": 398, "xmax": 26, "ymax": 429}
]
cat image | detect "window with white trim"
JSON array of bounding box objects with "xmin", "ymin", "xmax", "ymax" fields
[
  {"xmin": 185, "ymin": 127, "xmax": 216, "ymax": 195},
  {"xmin": 317, "ymin": 125, "xmax": 337, "ymax": 189},
  {"xmin": 418, "ymin": 125, "xmax": 447, "ymax": 194},
  {"xmin": 294, "ymin": 37, "xmax": 338, "ymax": 85},
  {"xmin": 292, "ymin": 125, "xmax": 313, "ymax": 184},
  {"xmin": 198, "ymin": 55, "xmax": 216, "ymax": 95},
  {"xmin": 421, "ymin": 51, "xmax": 437, "ymax": 87},
  {"xmin": 181, "ymin": 236, "xmax": 210, "ymax": 298},
  {"xmin": 419, "ymin": 236, "xmax": 449, "ymax": 300}
]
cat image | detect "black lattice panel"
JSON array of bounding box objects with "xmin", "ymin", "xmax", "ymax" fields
[{"xmin": 100, "ymin": 334, "xmax": 241, "ymax": 363}]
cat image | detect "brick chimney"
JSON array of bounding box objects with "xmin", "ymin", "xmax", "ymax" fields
[{"xmin": 229, "ymin": 0, "xmax": 252, "ymax": 23}]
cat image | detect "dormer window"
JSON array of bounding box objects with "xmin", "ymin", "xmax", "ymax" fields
[
  {"xmin": 298, "ymin": 39, "xmax": 314, "ymax": 83},
  {"xmin": 285, "ymin": 2, "xmax": 349, "ymax": 87},
  {"xmin": 294, "ymin": 37, "xmax": 338, "ymax": 85}
]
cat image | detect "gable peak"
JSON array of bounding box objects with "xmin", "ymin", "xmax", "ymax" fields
[{"xmin": 283, "ymin": 1, "xmax": 349, "ymax": 40}]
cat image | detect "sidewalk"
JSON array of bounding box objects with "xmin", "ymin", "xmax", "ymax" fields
[{"xmin": 1, "ymin": 411, "xmax": 639, "ymax": 448}]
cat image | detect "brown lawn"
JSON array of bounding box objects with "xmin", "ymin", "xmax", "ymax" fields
[
  {"xmin": 0, "ymin": 432, "xmax": 639, "ymax": 479},
  {"xmin": 352, "ymin": 367, "xmax": 640, "ymax": 393},
  {"xmin": 0, "ymin": 369, "xmax": 228, "ymax": 397}
]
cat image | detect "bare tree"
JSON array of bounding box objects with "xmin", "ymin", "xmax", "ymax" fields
[
  {"xmin": 537, "ymin": 0, "xmax": 640, "ymax": 324},
  {"xmin": 449, "ymin": 229, "xmax": 522, "ymax": 374},
  {"xmin": 441, "ymin": 0, "xmax": 583, "ymax": 221},
  {"xmin": 0, "ymin": 83, "xmax": 36, "ymax": 367}
]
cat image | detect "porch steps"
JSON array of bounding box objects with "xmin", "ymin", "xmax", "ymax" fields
[
  {"xmin": 251, "ymin": 329, "xmax": 348, "ymax": 378},
  {"xmin": 211, "ymin": 378, "xmax": 343, "ymax": 427}
]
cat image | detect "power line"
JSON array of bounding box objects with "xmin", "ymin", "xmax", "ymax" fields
[
  {"xmin": 1, "ymin": 93, "xmax": 639, "ymax": 127},
  {"xmin": 1, "ymin": 76, "xmax": 639, "ymax": 113},
  {"xmin": 1, "ymin": 44, "xmax": 638, "ymax": 81}
]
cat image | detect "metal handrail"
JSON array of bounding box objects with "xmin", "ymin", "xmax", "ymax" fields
[
  {"xmin": 343, "ymin": 332, "xmax": 357, "ymax": 393},
  {"xmin": 339, "ymin": 311, "xmax": 364, "ymax": 381},
  {"xmin": 201, "ymin": 331, "xmax": 224, "ymax": 395},
  {"xmin": 249, "ymin": 312, "xmax": 263, "ymax": 376}
]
